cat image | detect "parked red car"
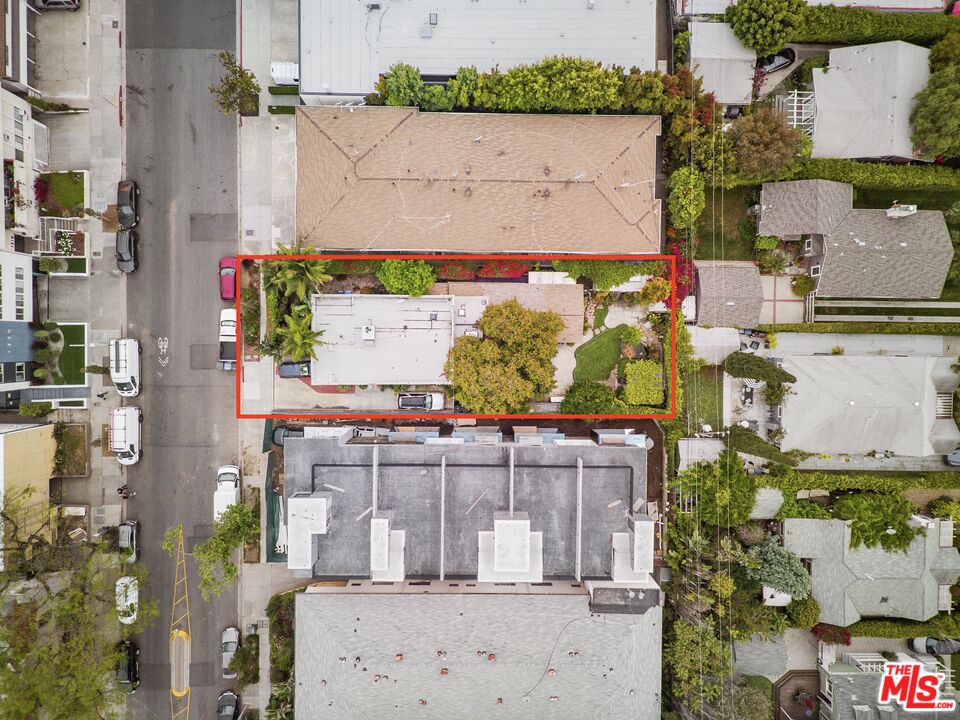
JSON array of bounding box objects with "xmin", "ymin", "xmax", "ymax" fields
[{"xmin": 219, "ymin": 257, "xmax": 237, "ymax": 302}]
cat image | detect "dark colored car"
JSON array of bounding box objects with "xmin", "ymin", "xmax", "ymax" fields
[
  {"xmin": 117, "ymin": 180, "xmax": 139, "ymax": 229},
  {"xmin": 35, "ymin": 0, "xmax": 81, "ymax": 9},
  {"xmin": 219, "ymin": 256, "xmax": 237, "ymax": 302},
  {"xmin": 758, "ymin": 48, "xmax": 796, "ymax": 75},
  {"xmin": 218, "ymin": 691, "xmax": 239, "ymax": 720},
  {"xmin": 278, "ymin": 360, "xmax": 310, "ymax": 378},
  {"xmin": 272, "ymin": 425, "xmax": 305, "ymax": 446},
  {"xmin": 116, "ymin": 640, "xmax": 140, "ymax": 693},
  {"xmin": 116, "ymin": 230, "xmax": 138, "ymax": 273},
  {"xmin": 911, "ymin": 637, "xmax": 960, "ymax": 655},
  {"xmin": 945, "ymin": 449, "xmax": 960, "ymax": 467}
]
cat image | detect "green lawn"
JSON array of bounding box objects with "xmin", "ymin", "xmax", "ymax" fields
[
  {"xmin": 695, "ymin": 185, "xmax": 757, "ymax": 261},
  {"xmin": 742, "ymin": 675, "xmax": 774, "ymax": 699},
  {"xmin": 592, "ymin": 305, "xmax": 609, "ymax": 331},
  {"xmin": 39, "ymin": 172, "xmax": 85, "ymax": 217},
  {"xmin": 58, "ymin": 324, "xmax": 86, "ymax": 385},
  {"xmin": 573, "ymin": 324, "xmax": 628, "ymax": 383},
  {"xmin": 684, "ymin": 366, "xmax": 723, "ymax": 430},
  {"xmin": 817, "ymin": 306, "xmax": 960, "ymax": 317},
  {"xmin": 65, "ymin": 257, "xmax": 87, "ymax": 274}
]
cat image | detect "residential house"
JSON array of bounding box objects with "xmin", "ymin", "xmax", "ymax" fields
[
  {"xmin": 783, "ymin": 516, "xmax": 960, "ymax": 627},
  {"xmin": 0, "ymin": 248, "xmax": 34, "ymax": 408},
  {"xmin": 817, "ymin": 645, "xmax": 959, "ymax": 720},
  {"xmin": 298, "ymin": 0, "xmax": 658, "ymax": 104},
  {"xmin": 287, "ymin": 427, "xmax": 662, "ymax": 719},
  {"xmin": 689, "ymin": 22, "xmax": 755, "ymax": 107},
  {"xmin": 693, "ymin": 261, "xmax": 764, "ymax": 328},
  {"xmin": 678, "ymin": 0, "xmax": 944, "ymax": 16},
  {"xmin": 777, "ymin": 354, "xmax": 960, "ymax": 458},
  {"xmin": 758, "ymin": 180, "xmax": 954, "ymax": 298},
  {"xmin": 1, "ymin": 1, "xmax": 37, "ymax": 94},
  {"xmin": 2, "ymin": 87, "xmax": 49, "ymax": 254},
  {"xmin": 0, "ymin": 423, "xmax": 56, "ymax": 570},
  {"xmin": 296, "ymin": 106, "xmax": 661, "ymax": 254}
]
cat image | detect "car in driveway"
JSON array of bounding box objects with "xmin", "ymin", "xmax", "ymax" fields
[
  {"xmin": 116, "ymin": 640, "xmax": 140, "ymax": 693},
  {"xmin": 911, "ymin": 637, "xmax": 960, "ymax": 655},
  {"xmin": 757, "ymin": 48, "xmax": 796, "ymax": 75},
  {"xmin": 945, "ymin": 448, "xmax": 960, "ymax": 467},
  {"xmin": 219, "ymin": 256, "xmax": 237, "ymax": 302},
  {"xmin": 272, "ymin": 425, "xmax": 305, "ymax": 446},
  {"xmin": 218, "ymin": 691, "xmax": 239, "ymax": 720},
  {"xmin": 116, "ymin": 230, "xmax": 138, "ymax": 273},
  {"xmin": 278, "ymin": 360, "xmax": 310, "ymax": 378},
  {"xmin": 116, "ymin": 180, "xmax": 139, "ymax": 229},
  {"xmin": 397, "ymin": 392, "xmax": 444, "ymax": 411},
  {"xmin": 221, "ymin": 627, "xmax": 240, "ymax": 679},
  {"xmin": 115, "ymin": 576, "xmax": 139, "ymax": 625}
]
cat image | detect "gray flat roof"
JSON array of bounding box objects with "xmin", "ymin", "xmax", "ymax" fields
[{"xmin": 283, "ymin": 440, "xmax": 647, "ymax": 579}]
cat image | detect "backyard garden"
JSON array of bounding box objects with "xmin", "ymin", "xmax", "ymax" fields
[{"xmin": 29, "ymin": 321, "xmax": 86, "ymax": 386}]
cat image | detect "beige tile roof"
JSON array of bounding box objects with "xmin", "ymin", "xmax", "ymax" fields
[
  {"xmin": 429, "ymin": 281, "xmax": 585, "ymax": 343},
  {"xmin": 296, "ymin": 106, "xmax": 662, "ymax": 253}
]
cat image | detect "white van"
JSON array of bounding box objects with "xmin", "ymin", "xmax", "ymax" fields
[
  {"xmin": 110, "ymin": 407, "xmax": 141, "ymax": 465},
  {"xmin": 110, "ymin": 339, "xmax": 141, "ymax": 398}
]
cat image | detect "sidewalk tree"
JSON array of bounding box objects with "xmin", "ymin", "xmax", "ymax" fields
[
  {"xmin": 727, "ymin": 106, "xmax": 803, "ymax": 180},
  {"xmin": 375, "ymin": 259, "xmax": 437, "ymax": 296},
  {"xmin": 190, "ymin": 503, "xmax": 260, "ymax": 601},
  {"xmin": 911, "ymin": 64, "xmax": 960, "ymax": 159},
  {"xmin": 728, "ymin": 0, "xmax": 805, "ymax": 55},
  {"xmin": 210, "ymin": 50, "xmax": 261, "ymax": 116}
]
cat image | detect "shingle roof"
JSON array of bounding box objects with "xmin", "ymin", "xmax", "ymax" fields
[
  {"xmin": 812, "ymin": 41, "xmax": 930, "ymax": 160},
  {"xmin": 295, "ymin": 590, "xmax": 663, "ymax": 720},
  {"xmin": 689, "ymin": 22, "xmax": 756, "ymax": 106},
  {"xmin": 758, "ymin": 180, "xmax": 853, "ymax": 237},
  {"xmin": 783, "ymin": 518, "xmax": 960, "ymax": 627},
  {"xmin": 428, "ymin": 282, "xmax": 585, "ymax": 344},
  {"xmin": 694, "ymin": 261, "xmax": 763, "ymax": 328},
  {"xmin": 296, "ymin": 106, "xmax": 662, "ymax": 254},
  {"xmin": 816, "ymin": 209, "xmax": 954, "ymax": 298}
]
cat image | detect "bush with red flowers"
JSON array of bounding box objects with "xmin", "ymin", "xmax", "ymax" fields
[
  {"xmin": 436, "ymin": 260, "xmax": 477, "ymax": 281},
  {"xmin": 477, "ymin": 260, "xmax": 529, "ymax": 279},
  {"xmin": 662, "ymin": 243, "xmax": 695, "ymax": 308},
  {"xmin": 33, "ymin": 176, "xmax": 49, "ymax": 204},
  {"xmin": 811, "ymin": 623, "xmax": 851, "ymax": 646}
]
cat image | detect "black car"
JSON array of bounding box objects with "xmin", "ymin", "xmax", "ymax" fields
[
  {"xmin": 117, "ymin": 180, "xmax": 139, "ymax": 229},
  {"xmin": 218, "ymin": 691, "xmax": 239, "ymax": 720},
  {"xmin": 273, "ymin": 425, "xmax": 305, "ymax": 446},
  {"xmin": 116, "ymin": 640, "xmax": 140, "ymax": 693},
  {"xmin": 116, "ymin": 230, "xmax": 138, "ymax": 273},
  {"xmin": 278, "ymin": 360, "xmax": 310, "ymax": 378},
  {"xmin": 758, "ymin": 48, "xmax": 796, "ymax": 75}
]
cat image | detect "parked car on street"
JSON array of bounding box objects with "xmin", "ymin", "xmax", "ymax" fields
[
  {"xmin": 397, "ymin": 392, "xmax": 444, "ymax": 410},
  {"xmin": 221, "ymin": 627, "xmax": 240, "ymax": 679},
  {"xmin": 278, "ymin": 360, "xmax": 310, "ymax": 378},
  {"xmin": 116, "ymin": 230, "xmax": 138, "ymax": 273},
  {"xmin": 911, "ymin": 637, "xmax": 960, "ymax": 655},
  {"xmin": 219, "ymin": 256, "xmax": 237, "ymax": 302},
  {"xmin": 945, "ymin": 448, "xmax": 960, "ymax": 467},
  {"xmin": 218, "ymin": 691, "xmax": 239, "ymax": 720},
  {"xmin": 116, "ymin": 180, "xmax": 139, "ymax": 229},
  {"xmin": 219, "ymin": 308, "xmax": 237, "ymax": 371},
  {"xmin": 757, "ymin": 48, "xmax": 796, "ymax": 75},
  {"xmin": 110, "ymin": 338, "xmax": 141, "ymax": 398},
  {"xmin": 109, "ymin": 407, "xmax": 141, "ymax": 466},
  {"xmin": 116, "ymin": 640, "xmax": 140, "ymax": 693},
  {"xmin": 272, "ymin": 425, "xmax": 305, "ymax": 446},
  {"xmin": 214, "ymin": 465, "xmax": 241, "ymax": 521},
  {"xmin": 35, "ymin": 0, "xmax": 81, "ymax": 9},
  {"xmin": 118, "ymin": 520, "xmax": 139, "ymax": 562},
  {"xmin": 115, "ymin": 576, "xmax": 139, "ymax": 625}
]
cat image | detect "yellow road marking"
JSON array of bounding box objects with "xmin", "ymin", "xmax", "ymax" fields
[{"xmin": 169, "ymin": 527, "xmax": 192, "ymax": 720}]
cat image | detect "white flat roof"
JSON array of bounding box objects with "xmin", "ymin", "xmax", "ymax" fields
[
  {"xmin": 311, "ymin": 294, "xmax": 456, "ymax": 386},
  {"xmin": 299, "ymin": 0, "xmax": 658, "ymax": 97},
  {"xmin": 689, "ymin": 22, "xmax": 755, "ymax": 106},
  {"xmin": 287, "ymin": 495, "xmax": 332, "ymax": 570}
]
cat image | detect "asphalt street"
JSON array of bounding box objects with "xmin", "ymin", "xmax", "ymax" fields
[{"xmin": 124, "ymin": 2, "xmax": 239, "ymax": 718}]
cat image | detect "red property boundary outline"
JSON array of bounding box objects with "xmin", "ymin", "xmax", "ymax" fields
[{"xmin": 235, "ymin": 253, "xmax": 678, "ymax": 421}]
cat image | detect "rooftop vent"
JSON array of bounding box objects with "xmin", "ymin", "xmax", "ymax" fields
[
  {"xmin": 362, "ymin": 324, "xmax": 376, "ymax": 342},
  {"xmin": 886, "ymin": 202, "xmax": 918, "ymax": 219}
]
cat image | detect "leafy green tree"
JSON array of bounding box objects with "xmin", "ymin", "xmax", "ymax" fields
[
  {"xmin": 375, "ymin": 259, "xmax": 437, "ymax": 296},
  {"xmin": 552, "ymin": 260, "xmax": 664, "ymax": 291},
  {"xmin": 787, "ymin": 596, "xmax": 821, "ymax": 628},
  {"xmin": 559, "ymin": 380, "xmax": 622, "ymax": 414},
  {"xmin": 190, "ymin": 503, "xmax": 260, "ymax": 601},
  {"xmin": 833, "ymin": 492, "xmax": 921, "ymax": 552},
  {"xmin": 729, "ymin": 0, "xmax": 805, "ymax": 55},
  {"xmin": 445, "ymin": 300, "xmax": 563, "ymax": 413},
  {"xmin": 748, "ymin": 539, "xmax": 811, "ymax": 599},
  {"xmin": 709, "ymin": 572, "xmax": 736, "ymax": 600},
  {"xmin": 639, "ymin": 277, "xmax": 671, "ymax": 305},
  {"xmin": 695, "ymin": 120, "xmax": 738, "ymax": 185},
  {"xmin": 448, "ymin": 66, "xmax": 480, "ymax": 109},
  {"xmin": 667, "ymin": 166, "xmax": 706, "ymax": 229},
  {"xmin": 263, "ymin": 242, "xmax": 332, "ymax": 304},
  {"xmin": 275, "ymin": 311, "xmax": 323, "ymax": 362},
  {"xmin": 931, "ymin": 29, "xmax": 960, "ymax": 72},
  {"xmin": 209, "ymin": 51, "xmax": 261, "ymax": 115},
  {"xmin": 727, "ymin": 106, "xmax": 803, "ymax": 180},
  {"xmin": 384, "ymin": 63, "xmax": 425, "ymax": 107},
  {"xmin": 911, "ymin": 64, "xmax": 960, "ymax": 159},
  {"xmin": 494, "ymin": 57, "xmax": 623, "ymax": 113},
  {"xmin": 665, "ymin": 617, "xmax": 731, "ymax": 714},
  {"xmin": 421, "ymin": 84, "xmax": 455, "ymax": 111},
  {"xmin": 677, "ymin": 449, "xmax": 757, "ymax": 528}
]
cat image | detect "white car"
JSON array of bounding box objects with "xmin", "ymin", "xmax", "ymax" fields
[
  {"xmin": 214, "ymin": 464, "xmax": 241, "ymax": 521},
  {"xmin": 115, "ymin": 576, "xmax": 139, "ymax": 625},
  {"xmin": 221, "ymin": 627, "xmax": 241, "ymax": 679}
]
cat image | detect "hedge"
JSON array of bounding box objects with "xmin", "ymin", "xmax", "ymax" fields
[
  {"xmin": 622, "ymin": 360, "xmax": 665, "ymax": 406},
  {"xmin": 849, "ymin": 614, "xmax": 960, "ymax": 639},
  {"xmin": 758, "ymin": 322, "xmax": 960, "ymax": 336},
  {"xmin": 268, "ymin": 85, "xmax": 300, "ymax": 95},
  {"xmin": 726, "ymin": 426, "xmax": 800, "ymax": 467},
  {"xmin": 267, "ymin": 105, "xmax": 296, "ymax": 115},
  {"xmin": 792, "ymin": 6, "xmax": 960, "ymax": 47},
  {"xmin": 725, "ymin": 351, "xmax": 797, "ymax": 384},
  {"xmin": 765, "ymin": 469, "xmax": 960, "ymax": 494},
  {"xmin": 725, "ymin": 158, "xmax": 960, "ymax": 191}
]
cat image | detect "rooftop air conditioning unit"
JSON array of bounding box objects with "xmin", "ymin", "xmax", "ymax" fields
[
  {"xmin": 362, "ymin": 324, "xmax": 376, "ymax": 342},
  {"xmin": 886, "ymin": 203, "xmax": 918, "ymax": 219}
]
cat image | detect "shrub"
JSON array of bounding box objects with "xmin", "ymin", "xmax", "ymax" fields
[
  {"xmin": 667, "ymin": 167, "xmax": 706, "ymax": 229},
  {"xmin": 728, "ymin": 107, "xmax": 803, "ymax": 180},
  {"xmin": 673, "ymin": 31, "xmax": 690, "ymax": 67},
  {"xmin": 787, "ymin": 597, "xmax": 821, "ymax": 628},
  {"xmin": 476, "ymin": 260, "xmax": 528, "ymax": 279},
  {"xmin": 793, "ymin": 6, "xmax": 960, "ymax": 46},
  {"xmin": 559, "ymin": 380, "xmax": 622, "ymax": 414},
  {"xmin": 384, "ymin": 63, "xmax": 424, "ymax": 107},
  {"xmin": 725, "ymin": 351, "xmax": 797, "ymax": 384},
  {"xmin": 849, "ymin": 614, "xmax": 960, "ymax": 639},
  {"xmin": 420, "ymin": 84, "xmax": 455, "ymax": 111},
  {"xmin": 493, "ymin": 57, "xmax": 624, "ymax": 113},
  {"xmin": 709, "ymin": 572, "xmax": 735, "ymax": 600},
  {"xmin": 621, "ymin": 360, "xmax": 665, "ymax": 406},
  {"xmin": 748, "ymin": 539, "xmax": 811, "ymax": 599},
  {"xmin": 764, "ymin": 380, "xmax": 788, "ymax": 405},
  {"xmin": 832, "ymin": 492, "xmax": 921, "ymax": 552},
  {"xmin": 551, "ymin": 260, "xmax": 664, "ymax": 291},
  {"xmin": 792, "ymin": 158, "xmax": 960, "ymax": 189},
  {"xmin": 265, "ymin": 592, "xmax": 296, "ymax": 682},
  {"xmin": 754, "ymin": 235, "xmax": 779, "ymax": 251},
  {"xmin": 49, "ymin": 330, "xmax": 61, "ymax": 344},
  {"xmin": 831, "ymin": 346, "xmax": 844, "ymax": 355},
  {"xmin": 927, "ymin": 496, "xmax": 960, "ymax": 522},
  {"xmin": 677, "ymin": 449, "xmax": 757, "ymax": 528},
  {"xmin": 736, "ymin": 522, "xmax": 769, "ymax": 547},
  {"xmin": 794, "ymin": 55, "xmax": 827, "ymax": 87},
  {"xmin": 375, "ymin": 259, "xmax": 437, "ymax": 296},
  {"xmin": 812, "ymin": 623, "xmax": 851, "ymax": 646},
  {"xmin": 33, "ymin": 348, "xmax": 53, "ymax": 364},
  {"xmin": 33, "ymin": 176, "xmax": 50, "ymax": 204},
  {"xmin": 791, "ymin": 274, "xmax": 815, "ymax": 296},
  {"xmin": 229, "ymin": 635, "xmax": 260, "ymax": 690},
  {"xmin": 33, "ymin": 368, "xmax": 48, "ymax": 379},
  {"xmin": 728, "ymin": 0, "xmax": 805, "ymax": 55},
  {"xmin": 448, "ymin": 66, "xmax": 480, "ymax": 109},
  {"xmin": 911, "ymin": 64, "xmax": 960, "ymax": 159},
  {"xmin": 638, "ymin": 277, "xmax": 671, "ymax": 305},
  {"xmin": 757, "ymin": 248, "xmax": 789, "ymax": 275},
  {"xmin": 436, "ymin": 260, "xmax": 476, "ymax": 281},
  {"xmin": 621, "ymin": 326, "xmax": 643, "ymax": 346},
  {"xmin": 18, "ymin": 402, "xmax": 52, "ymax": 417},
  {"xmin": 931, "ymin": 29, "xmax": 960, "ymax": 72}
]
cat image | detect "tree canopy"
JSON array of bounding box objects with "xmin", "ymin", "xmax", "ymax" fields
[
  {"xmin": 931, "ymin": 29, "xmax": 960, "ymax": 73},
  {"xmin": 748, "ymin": 538, "xmax": 811, "ymax": 599},
  {"xmin": 559, "ymin": 380, "xmax": 622, "ymax": 414},
  {"xmin": 725, "ymin": 351, "xmax": 797, "ymax": 384},
  {"xmin": 729, "ymin": 0, "xmax": 806, "ymax": 56},
  {"xmin": 187, "ymin": 503, "xmax": 260, "ymax": 601},
  {"xmin": 677, "ymin": 449, "xmax": 757, "ymax": 528},
  {"xmin": 911, "ymin": 64, "xmax": 960, "ymax": 159},
  {"xmin": 667, "ymin": 166, "xmax": 706, "ymax": 230},
  {"xmin": 727, "ymin": 106, "xmax": 803, "ymax": 180},
  {"xmin": 209, "ymin": 51, "xmax": 261, "ymax": 115},
  {"xmin": 375, "ymin": 259, "xmax": 438, "ymax": 296},
  {"xmin": 832, "ymin": 492, "xmax": 921, "ymax": 552},
  {"xmin": 664, "ymin": 618, "xmax": 731, "ymax": 713}
]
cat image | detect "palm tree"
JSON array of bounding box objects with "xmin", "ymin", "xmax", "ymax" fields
[
  {"xmin": 265, "ymin": 241, "xmax": 332, "ymax": 303},
  {"xmin": 275, "ymin": 312, "xmax": 323, "ymax": 362}
]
